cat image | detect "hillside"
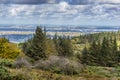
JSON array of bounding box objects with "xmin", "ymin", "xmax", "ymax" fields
[{"xmin": 1, "ymin": 27, "xmax": 120, "ymax": 80}]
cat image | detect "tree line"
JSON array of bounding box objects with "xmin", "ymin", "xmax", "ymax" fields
[
  {"xmin": 79, "ymin": 37, "xmax": 120, "ymax": 67},
  {"xmin": 22, "ymin": 26, "xmax": 73, "ymax": 61},
  {"xmin": 76, "ymin": 31, "xmax": 120, "ymax": 44},
  {"xmin": 22, "ymin": 26, "xmax": 120, "ymax": 67}
]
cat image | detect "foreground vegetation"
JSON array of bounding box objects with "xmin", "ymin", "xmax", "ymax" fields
[{"xmin": 0, "ymin": 26, "xmax": 120, "ymax": 80}]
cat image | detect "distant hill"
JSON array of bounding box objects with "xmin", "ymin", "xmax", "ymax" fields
[{"xmin": 0, "ymin": 25, "xmax": 120, "ymax": 43}]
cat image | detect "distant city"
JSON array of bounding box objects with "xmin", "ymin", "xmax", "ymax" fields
[{"xmin": 0, "ymin": 24, "xmax": 120, "ymax": 43}]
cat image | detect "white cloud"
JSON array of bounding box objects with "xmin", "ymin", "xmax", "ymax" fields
[
  {"xmin": 59, "ymin": 1, "xmax": 69, "ymax": 11},
  {"xmin": 0, "ymin": 3, "xmax": 120, "ymax": 25},
  {"xmin": 97, "ymin": 0, "xmax": 120, "ymax": 4}
]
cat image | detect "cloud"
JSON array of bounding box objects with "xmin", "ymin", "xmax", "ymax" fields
[
  {"xmin": 75, "ymin": 0, "xmax": 120, "ymax": 4},
  {"xmin": 0, "ymin": 3, "xmax": 119, "ymax": 19},
  {"xmin": 0, "ymin": 0, "xmax": 57, "ymax": 4},
  {"xmin": 96, "ymin": 0, "xmax": 120, "ymax": 4},
  {"xmin": 0, "ymin": 1, "xmax": 120, "ymax": 25},
  {"xmin": 0, "ymin": 0, "xmax": 120, "ymax": 5},
  {"xmin": 59, "ymin": 2, "xmax": 69, "ymax": 11}
]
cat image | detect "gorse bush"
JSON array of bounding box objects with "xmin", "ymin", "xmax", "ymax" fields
[{"xmin": 0, "ymin": 38, "xmax": 20, "ymax": 59}]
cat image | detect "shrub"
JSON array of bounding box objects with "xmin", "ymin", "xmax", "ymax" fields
[
  {"xmin": 34, "ymin": 56, "xmax": 83, "ymax": 75},
  {"xmin": 0, "ymin": 66, "xmax": 29, "ymax": 80},
  {"xmin": 0, "ymin": 66, "xmax": 12, "ymax": 80},
  {"xmin": 0, "ymin": 59, "xmax": 13, "ymax": 67},
  {"xmin": 13, "ymin": 57, "xmax": 31, "ymax": 68},
  {"xmin": 12, "ymin": 74, "xmax": 28, "ymax": 80},
  {"xmin": 0, "ymin": 38, "xmax": 20, "ymax": 59}
]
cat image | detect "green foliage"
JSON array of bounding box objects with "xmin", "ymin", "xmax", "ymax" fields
[
  {"xmin": 0, "ymin": 38, "xmax": 20, "ymax": 59},
  {"xmin": 12, "ymin": 74, "xmax": 28, "ymax": 80},
  {"xmin": 23, "ymin": 27, "xmax": 74, "ymax": 60},
  {"xmin": 83, "ymin": 66, "xmax": 120, "ymax": 78},
  {"xmin": 0, "ymin": 59, "xmax": 13, "ymax": 67},
  {"xmin": 0, "ymin": 66, "xmax": 29, "ymax": 80},
  {"xmin": 53, "ymin": 35, "xmax": 73, "ymax": 57},
  {"xmin": 22, "ymin": 26, "xmax": 48, "ymax": 60},
  {"xmin": 73, "ymin": 31, "xmax": 120, "ymax": 44},
  {"xmin": 0, "ymin": 66, "xmax": 12, "ymax": 80},
  {"xmin": 80, "ymin": 37, "xmax": 119, "ymax": 67}
]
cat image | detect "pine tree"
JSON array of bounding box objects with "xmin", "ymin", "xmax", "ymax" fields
[
  {"xmin": 62, "ymin": 36, "xmax": 73, "ymax": 57},
  {"xmin": 79, "ymin": 32, "xmax": 120, "ymax": 67},
  {"xmin": 53, "ymin": 33, "xmax": 59, "ymax": 52},
  {"xmin": 53, "ymin": 36, "xmax": 73, "ymax": 57},
  {"xmin": 100, "ymin": 37, "xmax": 109, "ymax": 66},
  {"xmin": 81, "ymin": 47, "xmax": 90, "ymax": 64},
  {"xmin": 113, "ymin": 38, "xmax": 117, "ymax": 51},
  {"xmin": 111, "ymin": 38, "xmax": 118, "ymax": 64},
  {"xmin": 23, "ymin": 26, "xmax": 47, "ymax": 60}
]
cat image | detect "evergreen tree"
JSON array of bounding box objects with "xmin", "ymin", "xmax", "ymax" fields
[
  {"xmin": 81, "ymin": 37, "xmax": 119, "ymax": 67},
  {"xmin": 61, "ymin": 36, "xmax": 73, "ymax": 57},
  {"xmin": 53, "ymin": 33, "xmax": 59, "ymax": 53},
  {"xmin": 23, "ymin": 26, "xmax": 47, "ymax": 60},
  {"xmin": 81, "ymin": 47, "xmax": 90, "ymax": 64},
  {"xmin": 111, "ymin": 38, "xmax": 118, "ymax": 65},
  {"xmin": 113, "ymin": 38, "xmax": 117, "ymax": 51},
  {"xmin": 53, "ymin": 35, "xmax": 73, "ymax": 57},
  {"xmin": 100, "ymin": 37, "xmax": 108, "ymax": 66}
]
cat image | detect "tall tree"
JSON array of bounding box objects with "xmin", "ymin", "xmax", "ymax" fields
[
  {"xmin": 81, "ymin": 37, "xmax": 119, "ymax": 67},
  {"xmin": 61, "ymin": 36, "xmax": 73, "ymax": 57},
  {"xmin": 53, "ymin": 35, "xmax": 73, "ymax": 57},
  {"xmin": 81, "ymin": 47, "xmax": 90, "ymax": 64},
  {"xmin": 23, "ymin": 26, "xmax": 47, "ymax": 60}
]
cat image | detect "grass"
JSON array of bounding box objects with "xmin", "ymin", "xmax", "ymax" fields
[
  {"xmin": 1, "ymin": 65, "xmax": 119, "ymax": 80},
  {"xmin": 8, "ymin": 68, "xmax": 83, "ymax": 80},
  {"xmin": 84, "ymin": 66, "xmax": 120, "ymax": 77}
]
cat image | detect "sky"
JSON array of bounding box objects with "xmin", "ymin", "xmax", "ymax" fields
[{"xmin": 0, "ymin": 0, "xmax": 120, "ymax": 26}]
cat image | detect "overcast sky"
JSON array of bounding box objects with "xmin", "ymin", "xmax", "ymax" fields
[{"xmin": 0, "ymin": 0, "xmax": 120, "ymax": 26}]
